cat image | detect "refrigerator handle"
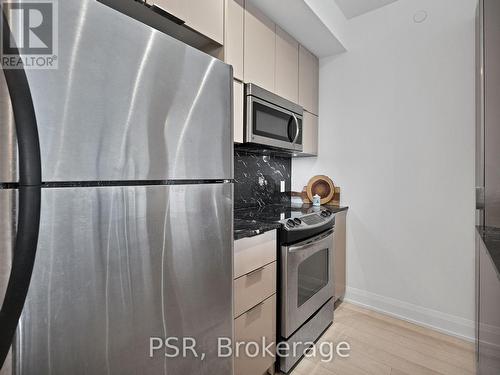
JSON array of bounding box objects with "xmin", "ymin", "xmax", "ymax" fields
[
  {"xmin": 0, "ymin": 9, "xmax": 42, "ymax": 370},
  {"xmin": 1, "ymin": 20, "xmax": 41, "ymax": 186}
]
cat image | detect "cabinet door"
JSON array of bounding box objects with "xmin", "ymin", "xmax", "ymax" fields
[
  {"xmin": 334, "ymin": 211, "xmax": 347, "ymax": 301},
  {"xmin": 275, "ymin": 26, "xmax": 299, "ymax": 103},
  {"xmin": 244, "ymin": 1, "xmax": 276, "ymax": 92},
  {"xmin": 151, "ymin": 0, "xmax": 187, "ymax": 21},
  {"xmin": 233, "ymin": 80, "xmax": 244, "ymax": 143},
  {"xmin": 234, "ymin": 262, "xmax": 276, "ymax": 318},
  {"xmin": 234, "ymin": 230, "xmax": 276, "ymax": 279},
  {"xmin": 224, "ymin": 0, "xmax": 244, "ymax": 81},
  {"xmin": 185, "ymin": 0, "xmax": 224, "ymax": 44},
  {"xmin": 299, "ymin": 45, "xmax": 319, "ymax": 115},
  {"xmin": 302, "ymin": 111, "xmax": 318, "ymax": 156},
  {"xmin": 234, "ymin": 295, "xmax": 276, "ymax": 375}
]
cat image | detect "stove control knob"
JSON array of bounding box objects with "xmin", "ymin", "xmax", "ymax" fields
[
  {"xmin": 321, "ymin": 211, "xmax": 328, "ymax": 218},
  {"xmin": 293, "ymin": 218, "xmax": 302, "ymax": 225},
  {"xmin": 286, "ymin": 219, "xmax": 295, "ymax": 228}
]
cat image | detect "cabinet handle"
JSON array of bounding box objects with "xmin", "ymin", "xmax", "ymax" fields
[
  {"xmin": 246, "ymin": 266, "xmax": 265, "ymax": 277},
  {"xmin": 247, "ymin": 300, "xmax": 265, "ymax": 314}
]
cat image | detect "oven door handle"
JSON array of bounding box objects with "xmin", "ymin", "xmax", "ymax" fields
[{"xmin": 287, "ymin": 229, "xmax": 334, "ymax": 253}]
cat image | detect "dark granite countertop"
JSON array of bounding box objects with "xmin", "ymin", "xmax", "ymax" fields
[
  {"xmin": 234, "ymin": 219, "xmax": 281, "ymax": 241},
  {"xmin": 478, "ymin": 226, "xmax": 500, "ymax": 277},
  {"xmin": 234, "ymin": 203, "xmax": 349, "ymax": 240}
]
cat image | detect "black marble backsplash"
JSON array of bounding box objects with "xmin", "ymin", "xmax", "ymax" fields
[{"xmin": 234, "ymin": 149, "xmax": 291, "ymax": 209}]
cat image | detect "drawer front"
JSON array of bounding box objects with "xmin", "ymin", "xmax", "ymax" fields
[
  {"xmin": 234, "ymin": 262, "xmax": 276, "ymax": 318},
  {"xmin": 234, "ymin": 230, "xmax": 276, "ymax": 279},
  {"xmin": 234, "ymin": 295, "xmax": 276, "ymax": 375}
]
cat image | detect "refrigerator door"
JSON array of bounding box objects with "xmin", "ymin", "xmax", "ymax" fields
[
  {"xmin": 5, "ymin": 184, "xmax": 233, "ymax": 375},
  {"xmin": 0, "ymin": 0, "xmax": 233, "ymax": 184},
  {"xmin": 0, "ymin": 73, "xmax": 16, "ymax": 184}
]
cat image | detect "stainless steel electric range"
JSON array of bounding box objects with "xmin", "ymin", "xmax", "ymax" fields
[
  {"xmin": 277, "ymin": 207, "xmax": 336, "ymax": 373},
  {"xmin": 234, "ymin": 204, "xmax": 340, "ymax": 373}
]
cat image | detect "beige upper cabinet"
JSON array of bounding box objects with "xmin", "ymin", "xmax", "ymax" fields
[
  {"xmin": 151, "ymin": 0, "xmax": 223, "ymax": 44},
  {"xmin": 233, "ymin": 80, "xmax": 244, "ymax": 143},
  {"xmin": 302, "ymin": 111, "xmax": 318, "ymax": 156},
  {"xmin": 152, "ymin": 0, "xmax": 187, "ymax": 21},
  {"xmin": 185, "ymin": 0, "xmax": 224, "ymax": 44},
  {"xmin": 244, "ymin": 2, "xmax": 276, "ymax": 92},
  {"xmin": 275, "ymin": 26, "xmax": 299, "ymax": 103},
  {"xmin": 224, "ymin": 0, "xmax": 244, "ymax": 81},
  {"xmin": 299, "ymin": 45, "xmax": 319, "ymax": 115}
]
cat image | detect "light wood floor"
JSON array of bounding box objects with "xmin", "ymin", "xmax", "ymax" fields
[{"xmin": 290, "ymin": 302, "xmax": 476, "ymax": 375}]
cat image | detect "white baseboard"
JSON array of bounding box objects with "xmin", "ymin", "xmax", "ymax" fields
[{"xmin": 343, "ymin": 287, "xmax": 475, "ymax": 342}]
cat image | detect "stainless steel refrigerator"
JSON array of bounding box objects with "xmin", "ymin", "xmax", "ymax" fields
[
  {"xmin": 0, "ymin": 1, "xmax": 234, "ymax": 374},
  {"xmin": 476, "ymin": 1, "xmax": 500, "ymax": 374},
  {"xmin": 477, "ymin": 0, "xmax": 500, "ymax": 226}
]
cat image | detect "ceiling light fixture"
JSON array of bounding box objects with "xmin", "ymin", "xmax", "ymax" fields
[{"xmin": 413, "ymin": 10, "xmax": 428, "ymax": 23}]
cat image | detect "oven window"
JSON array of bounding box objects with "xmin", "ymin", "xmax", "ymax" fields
[{"xmin": 297, "ymin": 249, "xmax": 329, "ymax": 307}]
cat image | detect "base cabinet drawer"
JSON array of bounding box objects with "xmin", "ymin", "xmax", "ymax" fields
[
  {"xmin": 235, "ymin": 295, "xmax": 276, "ymax": 375},
  {"xmin": 234, "ymin": 262, "xmax": 276, "ymax": 318},
  {"xmin": 234, "ymin": 230, "xmax": 276, "ymax": 279}
]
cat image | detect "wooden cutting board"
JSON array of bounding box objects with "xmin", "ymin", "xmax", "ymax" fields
[{"xmin": 306, "ymin": 175, "xmax": 335, "ymax": 204}]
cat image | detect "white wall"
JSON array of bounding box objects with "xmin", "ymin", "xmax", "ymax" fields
[{"xmin": 293, "ymin": 0, "xmax": 477, "ymax": 340}]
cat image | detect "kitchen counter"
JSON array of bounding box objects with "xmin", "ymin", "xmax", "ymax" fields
[
  {"xmin": 234, "ymin": 203, "xmax": 348, "ymax": 240},
  {"xmin": 234, "ymin": 219, "xmax": 281, "ymax": 241},
  {"xmin": 478, "ymin": 226, "xmax": 500, "ymax": 278}
]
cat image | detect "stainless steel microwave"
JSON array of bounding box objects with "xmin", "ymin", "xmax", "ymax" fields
[{"xmin": 245, "ymin": 84, "xmax": 304, "ymax": 152}]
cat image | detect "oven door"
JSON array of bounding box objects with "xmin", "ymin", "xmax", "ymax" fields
[
  {"xmin": 246, "ymin": 96, "xmax": 303, "ymax": 152},
  {"xmin": 281, "ymin": 229, "xmax": 334, "ymax": 338}
]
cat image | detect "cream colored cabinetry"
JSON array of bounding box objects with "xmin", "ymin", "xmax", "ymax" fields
[
  {"xmin": 185, "ymin": 0, "xmax": 224, "ymax": 44},
  {"xmin": 234, "ymin": 261, "xmax": 276, "ymax": 318},
  {"xmin": 152, "ymin": 0, "xmax": 187, "ymax": 20},
  {"xmin": 234, "ymin": 230, "xmax": 277, "ymax": 375},
  {"xmin": 233, "ymin": 80, "xmax": 244, "ymax": 143},
  {"xmin": 244, "ymin": 2, "xmax": 276, "ymax": 92},
  {"xmin": 151, "ymin": 0, "xmax": 223, "ymax": 44},
  {"xmin": 221, "ymin": 2, "xmax": 320, "ymax": 153},
  {"xmin": 234, "ymin": 230, "xmax": 276, "ymax": 278},
  {"xmin": 275, "ymin": 26, "xmax": 299, "ymax": 103},
  {"xmin": 302, "ymin": 111, "xmax": 318, "ymax": 156},
  {"xmin": 235, "ymin": 295, "xmax": 276, "ymax": 375},
  {"xmin": 299, "ymin": 45, "xmax": 319, "ymax": 116},
  {"xmin": 334, "ymin": 210, "xmax": 347, "ymax": 301},
  {"xmin": 224, "ymin": 0, "xmax": 244, "ymax": 80}
]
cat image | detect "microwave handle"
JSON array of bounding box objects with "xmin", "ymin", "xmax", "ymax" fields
[{"xmin": 292, "ymin": 114, "xmax": 300, "ymax": 144}]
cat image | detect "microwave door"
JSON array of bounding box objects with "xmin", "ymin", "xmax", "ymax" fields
[{"xmin": 247, "ymin": 97, "xmax": 297, "ymax": 150}]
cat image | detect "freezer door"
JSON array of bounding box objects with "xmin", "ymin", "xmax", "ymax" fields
[
  {"xmin": 9, "ymin": 184, "xmax": 233, "ymax": 375},
  {"xmin": 0, "ymin": 0, "xmax": 232, "ymax": 184},
  {"xmin": 0, "ymin": 190, "xmax": 15, "ymax": 375}
]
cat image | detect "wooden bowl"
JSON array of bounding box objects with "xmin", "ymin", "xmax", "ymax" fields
[{"xmin": 306, "ymin": 175, "xmax": 335, "ymax": 204}]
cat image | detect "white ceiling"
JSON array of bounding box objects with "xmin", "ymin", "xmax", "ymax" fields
[
  {"xmin": 334, "ymin": 0, "xmax": 398, "ymax": 19},
  {"xmin": 247, "ymin": 0, "xmax": 347, "ymax": 57}
]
